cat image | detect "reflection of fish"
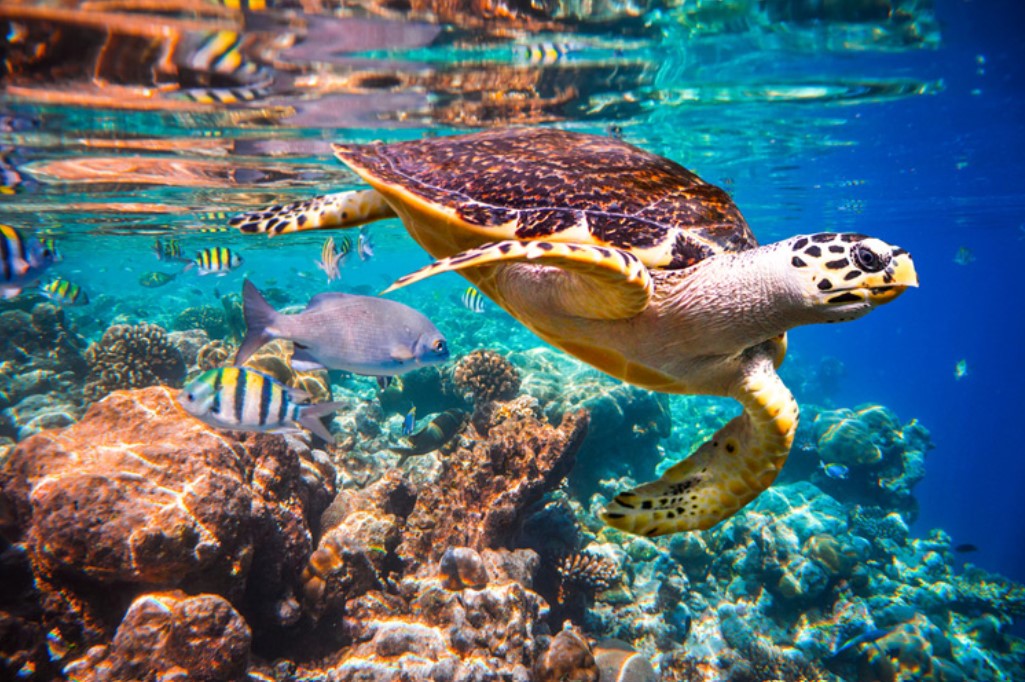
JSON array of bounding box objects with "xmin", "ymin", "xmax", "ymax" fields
[
  {"xmin": 235, "ymin": 280, "xmax": 450, "ymax": 378},
  {"xmin": 392, "ymin": 409, "xmax": 467, "ymax": 458},
  {"xmin": 819, "ymin": 462, "xmax": 849, "ymax": 480},
  {"xmin": 178, "ymin": 367, "xmax": 343, "ymax": 441},
  {"xmin": 832, "ymin": 628, "xmax": 890, "ymax": 657},
  {"xmin": 357, "ymin": 227, "xmax": 374, "ymax": 262},
  {"xmin": 316, "ymin": 237, "xmax": 345, "ymax": 282},
  {"xmin": 954, "ymin": 246, "xmax": 975, "ymax": 266},
  {"xmin": 954, "ymin": 543, "xmax": 978, "ymax": 553},
  {"xmin": 186, "ymin": 247, "xmax": 244, "ymax": 276},
  {"xmin": 1, "ymin": 224, "xmax": 55, "ymax": 299},
  {"xmin": 402, "ymin": 406, "xmax": 416, "ymax": 436},
  {"xmin": 41, "ymin": 278, "xmax": 89, "ymax": 306},
  {"xmin": 139, "ymin": 271, "xmax": 178, "ymax": 288},
  {"xmin": 461, "ymin": 286, "xmax": 486, "ymax": 313},
  {"xmin": 153, "ymin": 237, "xmax": 186, "ymax": 263},
  {"xmin": 515, "ymin": 42, "xmax": 574, "ymax": 66},
  {"xmin": 954, "ymin": 359, "xmax": 968, "ymax": 380}
]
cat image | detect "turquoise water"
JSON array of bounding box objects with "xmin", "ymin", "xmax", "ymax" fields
[{"xmin": 2, "ymin": 0, "xmax": 1025, "ymax": 679}]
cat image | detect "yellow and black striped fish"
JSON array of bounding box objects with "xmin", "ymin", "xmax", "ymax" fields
[
  {"xmin": 153, "ymin": 237, "xmax": 186, "ymax": 263},
  {"xmin": 461, "ymin": 286, "xmax": 486, "ymax": 313},
  {"xmin": 514, "ymin": 42, "xmax": 574, "ymax": 66},
  {"xmin": 187, "ymin": 247, "xmax": 244, "ymax": 275},
  {"xmin": 1, "ymin": 224, "xmax": 55, "ymax": 299},
  {"xmin": 41, "ymin": 238, "xmax": 62, "ymax": 263},
  {"xmin": 41, "ymin": 278, "xmax": 89, "ymax": 306},
  {"xmin": 178, "ymin": 367, "xmax": 343, "ymax": 441}
]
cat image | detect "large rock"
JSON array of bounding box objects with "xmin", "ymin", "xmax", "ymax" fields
[{"xmin": 0, "ymin": 386, "xmax": 334, "ymax": 654}]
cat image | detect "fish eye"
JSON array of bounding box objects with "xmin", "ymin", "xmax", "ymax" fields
[
  {"xmin": 434, "ymin": 340, "xmax": 447, "ymax": 354},
  {"xmin": 186, "ymin": 393, "xmax": 195, "ymax": 401},
  {"xmin": 852, "ymin": 242, "xmax": 889, "ymax": 273}
]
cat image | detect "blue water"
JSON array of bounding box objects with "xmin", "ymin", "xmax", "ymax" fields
[{"xmin": 1, "ymin": 0, "xmax": 1024, "ymax": 650}]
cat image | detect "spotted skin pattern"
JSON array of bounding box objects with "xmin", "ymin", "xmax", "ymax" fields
[
  {"xmin": 229, "ymin": 189, "xmax": 395, "ymax": 236},
  {"xmin": 383, "ymin": 239, "xmax": 653, "ymax": 319}
]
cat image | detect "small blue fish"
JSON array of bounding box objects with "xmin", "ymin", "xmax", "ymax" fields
[
  {"xmin": 953, "ymin": 246, "xmax": 975, "ymax": 266},
  {"xmin": 1, "ymin": 224, "xmax": 55, "ymax": 299},
  {"xmin": 461, "ymin": 286, "xmax": 486, "ymax": 313},
  {"xmin": 41, "ymin": 278, "xmax": 89, "ymax": 306},
  {"xmin": 402, "ymin": 406, "xmax": 416, "ymax": 436},
  {"xmin": 832, "ymin": 628, "xmax": 890, "ymax": 657},
  {"xmin": 954, "ymin": 359, "xmax": 968, "ymax": 380},
  {"xmin": 357, "ymin": 227, "xmax": 374, "ymax": 262},
  {"xmin": 819, "ymin": 461, "xmax": 849, "ymax": 480},
  {"xmin": 178, "ymin": 366, "xmax": 343, "ymax": 441},
  {"xmin": 185, "ymin": 247, "xmax": 244, "ymax": 276}
]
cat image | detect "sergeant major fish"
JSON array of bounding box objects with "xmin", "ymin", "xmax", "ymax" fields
[
  {"xmin": 185, "ymin": 247, "xmax": 244, "ymax": 276},
  {"xmin": 461, "ymin": 286, "xmax": 486, "ymax": 313},
  {"xmin": 1, "ymin": 224, "xmax": 55, "ymax": 299},
  {"xmin": 41, "ymin": 278, "xmax": 89, "ymax": 306},
  {"xmin": 178, "ymin": 366, "xmax": 343, "ymax": 441},
  {"xmin": 234, "ymin": 280, "xmax": 450, "ymax": 380}
]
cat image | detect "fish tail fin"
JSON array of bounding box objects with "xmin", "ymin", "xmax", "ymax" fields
[
  {"xmin": 296, "ymin": 401, "xmax": 344, "ymax": 442},
  {"xmin": 235, "ymin": 279, "xmax": 278, "ymax": 366}
]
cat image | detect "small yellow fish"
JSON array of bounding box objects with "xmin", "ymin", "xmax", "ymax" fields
[
  {"xmin": 461, "ymin": 286, "xmax": 486, "ymax": 313},
  {"xmin": 954, "ymin": 359, "xmax": 968, "ymax": 380}
]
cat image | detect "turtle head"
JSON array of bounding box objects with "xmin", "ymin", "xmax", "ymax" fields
[{"xmin": 787, "ymin": 233, "xmax": 918, "ymax": 322}]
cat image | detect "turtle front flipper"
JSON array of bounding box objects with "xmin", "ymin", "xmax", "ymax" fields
[
  {"xmin": 230, "ymin": 189, "xmax": 396, "ymax": 236},
  {"xmin": 602, "ymin": 342, "xmax": 798, "ymax": 536},
  {"xmin": 383, "ymin": 240, "xmax": 653, "ymax": 320}
]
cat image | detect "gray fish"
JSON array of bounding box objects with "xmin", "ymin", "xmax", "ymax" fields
[{"xmin": 235, "ymin": 280, "xmax": 450, "ymax": 378}]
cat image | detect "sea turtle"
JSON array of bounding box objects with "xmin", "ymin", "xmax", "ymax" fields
[{"xmin": 230, "ymin": 128, "xmax": 918, "ymax": 537}]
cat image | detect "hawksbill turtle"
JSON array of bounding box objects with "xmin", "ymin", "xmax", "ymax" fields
[{"xmin": 230, "ymin": 128, "xmax": 918, "ymax": 537}]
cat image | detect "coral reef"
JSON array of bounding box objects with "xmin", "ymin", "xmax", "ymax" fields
[
  {"xmin": 453, "ymin": 349, "xmax": 522, "ymax": 405},
  {"xmin": 172, "ymin": 304, "xmax": 228, "ymax": 341},
  {"xmin": 558, "ymin": 551, "xmax": 621, "ymax": 600},
  {"xmin": 0, "ymin": 387, "xmax": 335, "ymax": 669},
  {"xmin": 242, "ymin": 339, "xmax": 331, "ymax": 405},
  {"xmin": 82, "ymin": 323, "xmax": 185, "ymax": 401}
]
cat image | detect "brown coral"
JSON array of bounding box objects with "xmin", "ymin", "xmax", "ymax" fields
[
  {"xmin": 173, "ymin": 305, "xmax": 228, "ymax": 340},
  {"xmin": 196, "ymin": 339, "xmax": 235, "ymax": 372},
  {"xmin": 243, "ymin": 339, "xmax": 331, "ymax": 404},
  {"xmin": 453, "ymin": 349, "xmax": 521, "ymax": 405},
  {"xmin": 557, "ymin": 551, "xmax": 620, "ymax": 600},
  {"xmin": 83, "ymin": 322, "xmax": 185, "ymax": 401}
]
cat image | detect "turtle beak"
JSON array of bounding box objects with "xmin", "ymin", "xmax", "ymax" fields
[{"xmin": 864, "ymin": 250, "xmax": 918, "ymax": 305}]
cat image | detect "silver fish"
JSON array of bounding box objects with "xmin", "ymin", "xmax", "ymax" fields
[{"xmin": 235, "ymin": 280, "xmax": 450, "ymax": 378}]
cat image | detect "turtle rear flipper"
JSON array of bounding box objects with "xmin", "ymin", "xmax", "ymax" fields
[
  {"xmin": 230, "ymin": 189, "xmax": 395, "ymax": 235},
  {"xmin": 383, "ymin": 240, "xmax": 653, "ymax": 320},
  {"xmin": 602, "ymin": 342, "xmax": 797, "ymax": 536}
]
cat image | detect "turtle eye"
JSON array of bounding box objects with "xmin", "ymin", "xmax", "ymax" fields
[{"xmin": 852, "ymin": 242, "xmax": 889, "ymax": 273}]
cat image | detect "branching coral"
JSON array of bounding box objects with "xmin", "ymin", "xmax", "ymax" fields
[
  {"xmin": 83, "ymin": 323, "xmax": 185, "ymax": 401},
  {"xmin": 453, "ymin": 350, "xmax": 521, "ymax": 404},
  {"xmin": 557, "ymin": 551, "xmax": 619, "ymax": 600},
  {"xmin": 196, "ymin": 340, "xmax": 235, "ymax": 372}
]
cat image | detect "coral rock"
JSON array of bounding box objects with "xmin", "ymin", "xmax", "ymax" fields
[
  {"xmin": 453, "ymin": 349, "xmax": 521, "ymax": 405},
  {"xmin": 0, "ymin": 386, "xmax": 333, "ymax": 650},
  {"xmin": 83, "ymin": 323, "xmax": 185, "ymax": 401},
  {"xmin": 593, "ymin": 638, "xmax": 658, "ymax": 682},
  {"xmin": 439, "ymin": 546, "xmax": 489, "ymax": 590},
  {"xmin": 534, "ymin": 626, "xmax": 598, "ymax": 682},
  {"xmin": 64, "ymin": 591, "xmax": 251, "ymax": 682},
  {"xmin": 397, "ymin": 405, "xmax": 588, "ymax": 572}
]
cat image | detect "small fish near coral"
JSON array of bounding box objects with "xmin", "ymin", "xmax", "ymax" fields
[
  {"xmin": 954, "ymin": 543, "xmax": 979, "ymax": 553},
  {"xmin": 184, "ymin": 247, "xmax": 244, "ymax": 276},
  {"xmin": 391, "ymin": 408, "xmax": 467, "ymax": 459},
  {"xmin": 402, "ymin": 406, "xmax": 416, "ymax": 436},
  {"xmin": 178, "ymin": 366, "xmax": 343, "ymax": 441},
  {"xmin": 234, "ymin": 280, "xmax": 450, "ymax": 379},
  {"xmin": 831, "ymin": 627, "xmax": 892, "ymax": 658},
  {"xmin": 461, "ymin": 286, "xmax": 486, "ymax": 313},
  {"xmin": 1, "ymin": 223, "xmax": 56, "ymax": 299},
  {"xmin": 819, "ymin": 461, "xmax": 849, "ymax": 480},
  {"xmin": 40, "ymin": 278, "xmax": 89, "ymax": 306},
  {"xmin": 139, "ymin": 271, "xmax": 178, "ymax": 288}
]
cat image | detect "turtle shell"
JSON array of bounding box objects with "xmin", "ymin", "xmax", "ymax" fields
[{"xmin": 334, "ymin": 128, "xmax": 757, "ymax": 269}]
